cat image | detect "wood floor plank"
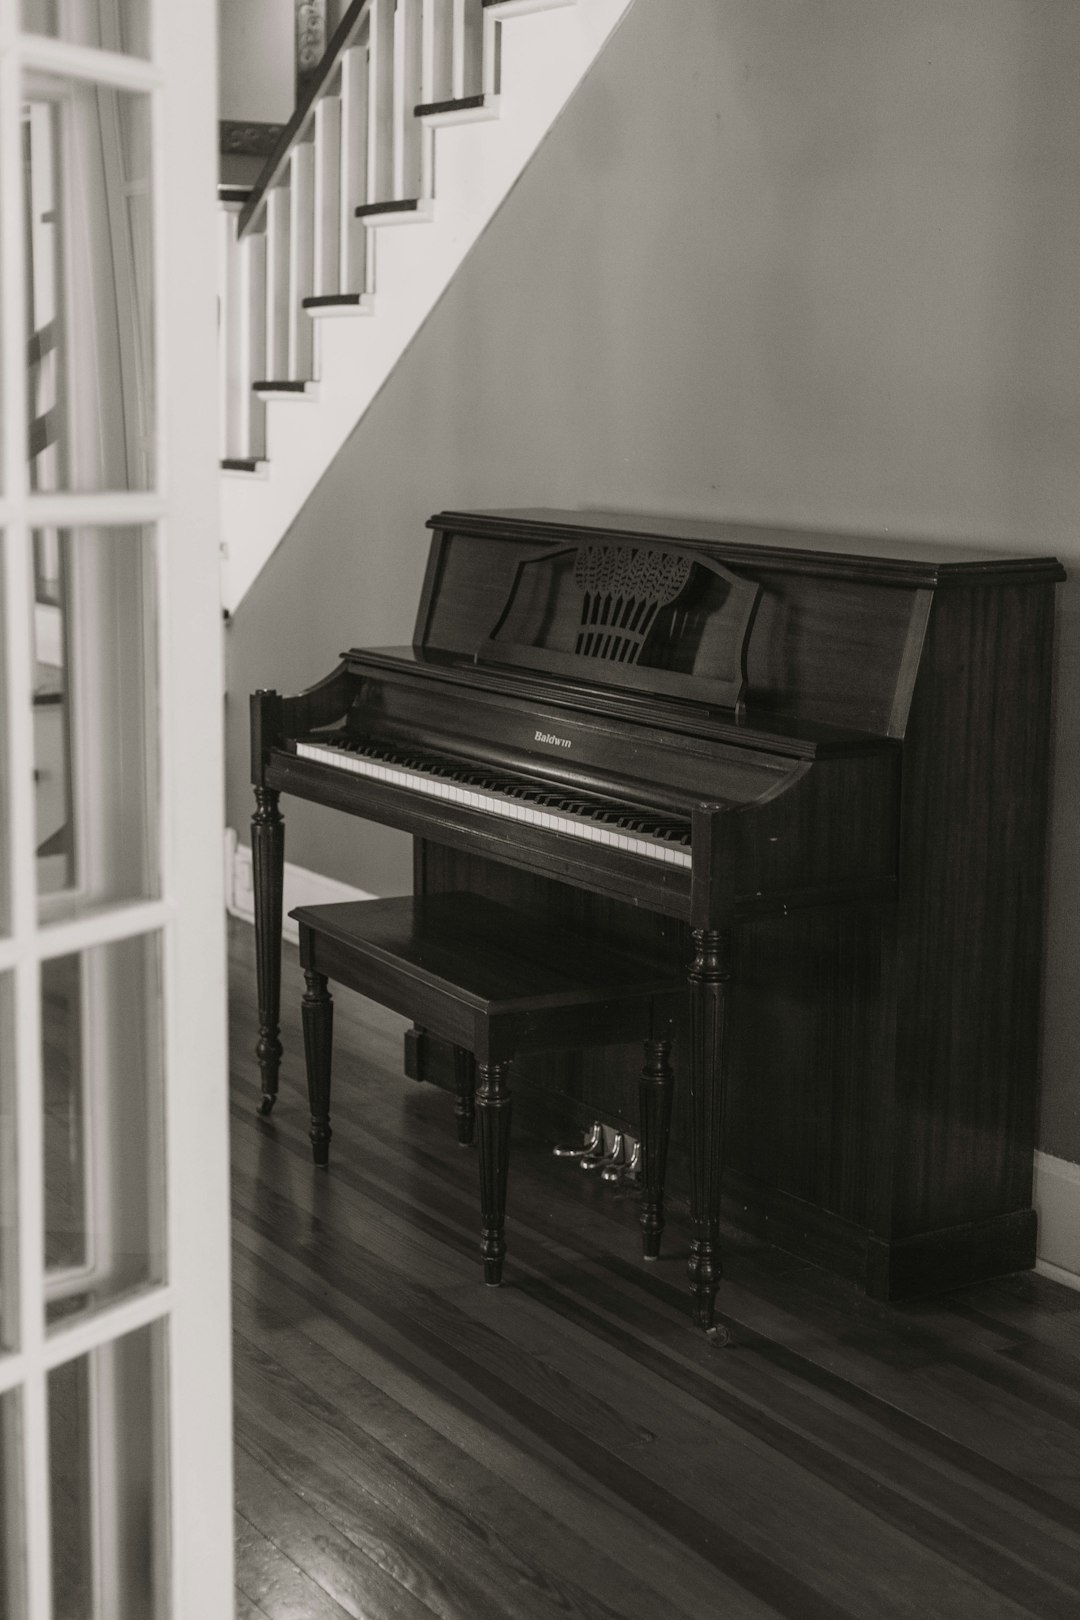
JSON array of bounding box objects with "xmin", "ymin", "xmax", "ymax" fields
[
  {"xmin": 236, "ymin": 1443, "xmax": 449, "ymax": 1620},
  {"xmin": 237, "ymin": 1332, "xmax": 715, "ymax": 1620},
  {"xmin": 230, "ymin": 921, "xmax": 1080, "ymax": 1620},
  {"xmin": 231, "ymin": 1263, "xmax": 770, "ymax": 1620},
  {"xmin": 234, "ymin": 1589, "xmax": 273, "ymax": 1620},
  {"xmin": 232, "ymin": 1184, "xmax": 1049, "ymax": 1620},
  {"xmin": 239, "ymin": 1079, "xmax": 1080, "ymax": 1590},
  {"xmin": 234, "ymin": 1509, "xmax": 359, "ymax": 1620}
]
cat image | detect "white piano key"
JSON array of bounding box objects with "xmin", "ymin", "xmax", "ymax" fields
[{"xmin": 293, "ymin": 741, "xmax": 691, "ymax": 869}]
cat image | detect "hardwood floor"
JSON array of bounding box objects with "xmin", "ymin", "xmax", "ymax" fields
[{"xmin": 228, "ymin": 917, "xmax": 1080, "ymax": 1619}]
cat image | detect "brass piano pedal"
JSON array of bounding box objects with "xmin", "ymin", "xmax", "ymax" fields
[
  {"xmin": 610, "ymin": 1137, "xmax": 642, "ymax": 1187},
  {"xmin": 553, "ymin": 1121, "xmax": 603, "ymax": 1163},
  {"xmin": 599, "ymin": 1132, "xmax": 628, "ymax": 1181},
  {"xmin": 582, "ymin": 1126, "xmax": 622, "ymax": 1173}
]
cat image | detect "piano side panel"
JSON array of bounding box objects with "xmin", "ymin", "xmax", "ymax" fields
[
  {"xmin": 889, "ymin": 580, "xmax": 1058, "ymax": 1251},
  {"xmin": 729, "ymin": 904, "xmax": 896, "ymax": 1234}
]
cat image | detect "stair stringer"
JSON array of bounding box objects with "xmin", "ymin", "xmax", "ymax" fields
[{"xmin": 220, "ymin": 0, "xmax": 636, "ymax": 613}]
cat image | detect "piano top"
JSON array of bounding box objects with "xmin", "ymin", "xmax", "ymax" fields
[{"xmin": 429, "ymin": 509, "xmax": 1066, "ymax": 589}]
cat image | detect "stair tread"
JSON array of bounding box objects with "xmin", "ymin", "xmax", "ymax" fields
[
  {"xmin": 355, "ymin": 197, "xmax": 425, "ymax": 217},
  {"xmin": 415, "ymin": 94, "xmax": 488, "ymax": 118}
]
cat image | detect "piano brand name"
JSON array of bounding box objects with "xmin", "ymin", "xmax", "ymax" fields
[{"xmin": 535, "ymin": 729, "xmax": 572, "ymax": 749}]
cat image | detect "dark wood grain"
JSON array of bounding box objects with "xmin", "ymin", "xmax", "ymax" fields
[
  {"xmin": 230, "ymin": 919, "xmax": 1080, "ymax": 1620},
  {"xmin": 251, "ymin": 510, "xmax": 1062, "ymax": 1306}
]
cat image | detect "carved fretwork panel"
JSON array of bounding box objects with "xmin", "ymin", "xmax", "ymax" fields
[{"xmin": 480, "ymin": 541, "xmax": 761, "ymax": 712}]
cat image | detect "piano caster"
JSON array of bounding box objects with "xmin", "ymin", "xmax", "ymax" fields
[
  {"xmin": 257, "ymin": 1092, "xmax": 276, "ymax": 1117},
  {"xmin": 552, "ymin": 1121, "xmax": 604, "ymax": 1163}
]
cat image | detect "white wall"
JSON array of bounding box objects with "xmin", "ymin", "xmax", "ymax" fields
[
  {"xmin": 219, "ymin": 0, "xmax": 295, "ymax": 124},
  {"xmin": 224, "ymin": 0, "xmax": 1080, "ymax": 1164}
]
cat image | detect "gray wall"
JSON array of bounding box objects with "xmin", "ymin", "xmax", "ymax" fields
[{"xmin": 225, "ymin": 0, "xmax": 1080, "ymax": 1160}]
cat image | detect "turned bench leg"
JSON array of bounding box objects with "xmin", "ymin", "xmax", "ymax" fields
[
  {"xmin": 252, "ymin": 786, "xmax": 284, "ymax": 1115},
  {"xmin": 639, "ymin": 1036, "xmax": 675, "ymax": 1260},
  {"xmin": 301, "ymin": 969, "xmax": 334, "ymax": 1166},
  {"xmin": 476, "ymin": 1060, "xmax": 511, "ymax": 1285},
  {"xmin": 454, "ymin": 1047, "xmax": 476, "ymax": 1146}
]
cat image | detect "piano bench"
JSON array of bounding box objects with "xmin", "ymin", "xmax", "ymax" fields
[{"xmin": 289, "ymin": 892, "xmax": 684, "ymax": 1286}]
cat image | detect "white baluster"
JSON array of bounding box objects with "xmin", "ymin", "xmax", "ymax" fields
[
  {"xmin": 339, "ymin": 43, "xmax": 369, "ymax": 290},
  {"xmin": 313, "ymin": 95, "xmax": 342, "ymax": 298},
  {"xmin": 288, "ymin": 141, "xmax": 315, "ymax": 379},
  {"xmin": 394, "ymin": 0, "xmax": 424, "ymax": 200},
  {"xmin": 367, "ymin": 0, "xmax": 395, "ymax": 206},
  {"xmin": 422, "ymin": 0, "xmax": 454, "ymax": 105},
  {"xmin": 453, "ymin": 0, "xmax": 483, "ymax": 99},
  {"xmin": 218, "ymin": 203, "xmax": 242, "ymax": 460},
  {"xmin": 241, "ymin": 231, "xmax": 267, "ymax": 458},
  {"xmin": 264, "ymin": 186, "xmax": 291, "ymax": 381}
]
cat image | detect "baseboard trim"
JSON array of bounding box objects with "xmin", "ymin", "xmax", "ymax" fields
[
  {"xmin": 1033, "ymin": 1149, "xmax": 1080, "ymax": 1290},
  {"xmin": 225, "ymin": 829, "xmax": 375, "ymax": 944}
]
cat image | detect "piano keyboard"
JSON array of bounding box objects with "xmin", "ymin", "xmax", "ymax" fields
[{"xmin": 294, "ymin": 736, "xmax": 693, "ymax": 868}]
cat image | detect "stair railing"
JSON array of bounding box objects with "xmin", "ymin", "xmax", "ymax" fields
[{"xmin": 219, "ymin": 0, "xmax": 491, "ymax": 470}]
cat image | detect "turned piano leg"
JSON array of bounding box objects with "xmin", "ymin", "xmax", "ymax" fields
[
  {"xmin": 639, "ymin": 1036, "xmax": 675, "ymax": 1260},
  {"xmin": 688, "ymin": 928, "xmax": 733, "ymax": 1333},
  {"xmin": 453, "ymin": 1047, "xmax": 477, "ymax": 1146},
  {"xmin": 252, "ymin": 785, "xmax": 285, "ymax": 1115},
  {"xmin": 301, "ymin": 970, "xmax": 334, "ymax": 1166},
  {"xmin": 476, "ymin": 1060, "xmax": 512, "ymax": 1285}
]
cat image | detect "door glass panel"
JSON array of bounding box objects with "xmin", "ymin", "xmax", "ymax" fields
[
  {"xmin": 32, "ymin": 527, "xmax": 159, "ymax": 922},
  {"xmin": 0, "ymin": 1390, "xmax": 24, "ymax": 1619},
  {"xmin": 43, "ymin": 934, "xmax": 165, "ymax": 1329},
  {"xmin": 23, "ymin": 77, "xmax": 153, "ymax": 492},
  {"xmin": 22, "ymin": 0, "xmax": 150, "ymax": 60},
  {"xmin": 0, "ymin": 540, "xmax": 8, "ymax": 937},
  {"xmin": 0, "ymin": 976, "xmax": 15, "ymax": 1353},
  {"xmin": 48, "ymin": 1323, "xmax": 167, "ymax": 1619}
]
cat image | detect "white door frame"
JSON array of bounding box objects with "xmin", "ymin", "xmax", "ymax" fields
[{"xmin": 0, "ymin": 5, "xmax": 232, "ymax": 1616}]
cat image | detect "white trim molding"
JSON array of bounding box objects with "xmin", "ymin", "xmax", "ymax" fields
[
  {"xmin": 225, "ymin": 828, "xmax": 374, "ymax": 942},
  {"xmin": 1034, "ymin": 1149, "xmax": 1080, "ymax": 1291}
]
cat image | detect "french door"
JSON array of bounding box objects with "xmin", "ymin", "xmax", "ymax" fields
[{"xmin": 0, "ymin": 2, "xmax": 232, "ymax": 1615}]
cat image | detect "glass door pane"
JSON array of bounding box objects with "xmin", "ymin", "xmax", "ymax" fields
[
  {"xmin": 0, "ymin": 1390, "xmax": 24, "ymax": 1618},
  {"xmin": 0, "ymin": 975, "xmax": 15, "ymax": 1352},
  {"xmin": 23, "ymin": 75, "xmax": 154, "ymax": 493},
  {"xmin": 22, "ymin": 0, "xmax": 151, "ymax": 59},
  {"xmin": 31, "ymin": 527, "xmax": 159, "ymax": 921},
  {"xmin": 48, "ymin": 1323, "xmax": 167, "ymax": 1618},
  {"xmin": 43, "ymin": 935, "xmax": 165, "ymax": 1328}
]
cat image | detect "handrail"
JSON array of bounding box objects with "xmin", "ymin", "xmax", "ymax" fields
[{"xmin": 238, "ymin": 0, "xmax": 370, "ymax": 237}]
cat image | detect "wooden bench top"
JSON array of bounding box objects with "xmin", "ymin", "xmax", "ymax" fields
[{"xmin": 290, "ymin": 893, "xmax": 686, "ymax": 1018}]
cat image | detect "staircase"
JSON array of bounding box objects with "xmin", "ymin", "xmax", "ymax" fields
[{"xmin": 218, "ymin": 0, "xmax": 635, "ymax": 612}]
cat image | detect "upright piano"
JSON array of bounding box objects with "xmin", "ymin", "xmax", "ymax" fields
[{"xmin": 251, "ymin": 509, "xmax": 1063, "ymax": 1328}]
